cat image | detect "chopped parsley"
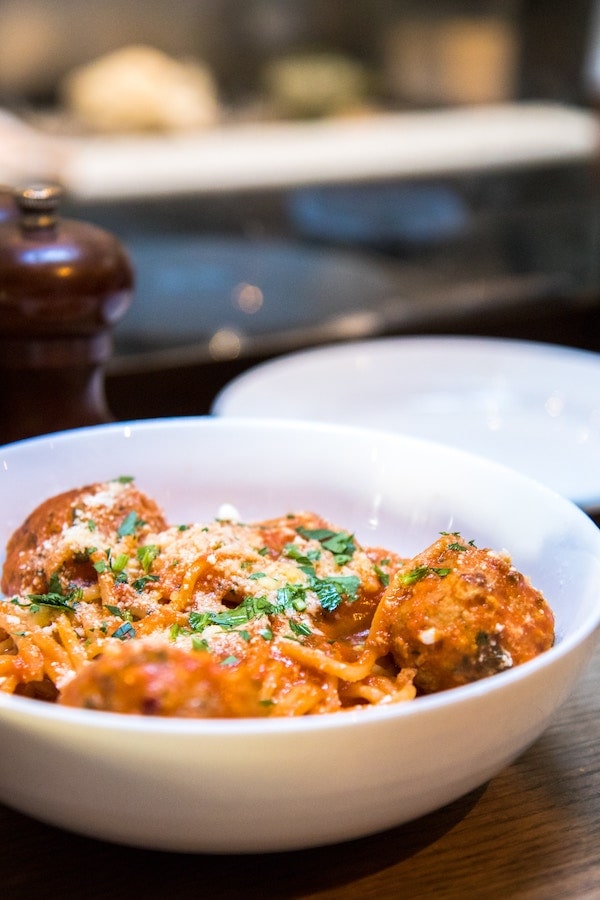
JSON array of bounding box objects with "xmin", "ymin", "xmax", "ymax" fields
[
  {"xmin": 284, "ymin": 544, "xmax": 321, "ymax": 566},
  {"xmin": 117, "ymin": 511, "xmax": 146, "ymax": 538},
  {"xmin": 25, "ymin": 572, "xmax": 82, "ymax": 612},
  {"xmin": 398, "ymin": 565, "xmax": 452, "ymax": 585},
  {"xmin": 220, "ymin": 655, "xmax": 239, "ymax": 667},
  {"xmin": 132, "ymin": 574, "xmax": 160, "ymax": 593},
  {"xmin": 111, "ymin": 621, "xmax": 136, "ymax": 641},
  {"xmin": 283, "ymin": 544, "xmax": 361, "ymax": 612},
  {"xmin": 186, "ymin": 566, "xmax": 360, "ymax": 642},
  {"xmin": 189, "ymin": 596, "xmax": 278, "ymax": 632},
  {"xmin": 311, "ymin": 574, "xmax": 360, "ymax": 610},
  {"xmin": 111, "ymin": 553, "xmax": 130, "ymax": 574},
  {"xmin": 276, "ymin": 582, "xmax": 308, "ymax": 612},
  {"xmin": 137, "ymin": 544, "xmax": 159, "ymax": 574},
  {"xmin": 104, "ymin": 605, "xmax": 133, "ymax": 622},
  {"xmin": 24, "ymin": 590, "xmax": 81, "ymax": 613},
  {"xmin": 295, "ymin": 526, "xmax": 356, "ymax": 565},
  {"xmin": 373, "ymin": 563, "xmax": 390, "ymax": 586},
  {"xmin": 289, "ymin": 620, "xmax": 312, "ymax": 637},
  {"xmin": 169, "ymin": 622, "xmax": 184, "ymax": 641},
  {"xmin": 93, "ymin": 549, "xmax": 130, "ymax": 583},
  {"xmin": 440, "ymin": 531, "xmax": 476, "ymax": 550}
]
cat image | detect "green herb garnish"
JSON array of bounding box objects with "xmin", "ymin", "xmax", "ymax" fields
[
  {"xmin": 373, "ymin": 563, "xmax": 390, "ymax": 586},
  {"xmin": 111, "ymin": 621, "xmax": 136, "ymax": 640},
  {"xmin": 295, "ymin": 526, "xmax": 356, "ymax": 565},
  {"xmin": 25, "ymin": 590, "xmax": 81, "ymax": 612},
  {"xmin": 137, "ymin": 544, "xmax": 159, "ymax": 574},
  {"xmin": 104, "ymin": 605, "xmax": 133, "ymax": 622},
  {"xmin": 190, "ymin": 596, "xmax": 278, "ymax": 632},
  {"xmin": 132, "ymin": 574, "xmax": 160, "ymax": 593},
  {"xmin": 398, "ymin": 565, "xmax": 452, "ymax": 585},
  {"xmin": 117, "ymin": 511, "xmax": 146, "ymax": 538},
  {"xmin": 289, "ymin": 620, "xmax": 312, "ymax": 637},
  {"xmin": 26, "ymin": 572, "xmax": 82, "ymax": 612},
  {"xmin": 311, "ymin": 574, "xmax": 360, "ymax": 611}
]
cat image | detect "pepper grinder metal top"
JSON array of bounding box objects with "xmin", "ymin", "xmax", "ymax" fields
[{"xmin": 0, "ymin": 183, "xmax": 134, "ymax": 443}]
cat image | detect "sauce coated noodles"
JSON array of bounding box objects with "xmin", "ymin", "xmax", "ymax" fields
[{"xmin": 0, "ymin": 479, "xmax": 555, "ymax": 716}]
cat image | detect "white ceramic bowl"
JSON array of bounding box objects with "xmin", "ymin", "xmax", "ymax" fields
[{"xmin": 0, "ymin": 417, "xmax": 598, "ymax": 854}]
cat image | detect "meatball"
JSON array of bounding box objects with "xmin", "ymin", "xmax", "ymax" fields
[
  {"xmin": 59, "ymin": 639, "xmax": 269, "ymax": 717},
  {"xmin": 2, "ymin": 479, "xmax": 168, "ymax": 596},
  {"xmin": 367, "ymin": 533, "xmax": 555, "ymax": 693}
]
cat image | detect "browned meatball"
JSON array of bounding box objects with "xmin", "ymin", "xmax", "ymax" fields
[
  {"xmin": 367, "ymin": 533, "xmax": 555, "ymax": 693},
  {"xmin": 59, "ymin": 639, "xmax": 271, "ymax": 717},
  {"xmin": 2, "ymin": 479, "xmax": 168, "ymax": 596}
]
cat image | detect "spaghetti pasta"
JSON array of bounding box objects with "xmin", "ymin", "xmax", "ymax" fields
[{"xmin": 0, "ymin": 478, "xmax": 555, "ymax": 717}]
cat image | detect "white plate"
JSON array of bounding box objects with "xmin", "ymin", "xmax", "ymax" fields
[{"xmin": 213, "ymin": 336, "xmax": 600, "ymax": 509}]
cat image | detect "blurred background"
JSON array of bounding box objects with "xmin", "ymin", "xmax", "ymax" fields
[{"xmin": 0, "ymin": 0, "xmax": 599, "ymax": 420}]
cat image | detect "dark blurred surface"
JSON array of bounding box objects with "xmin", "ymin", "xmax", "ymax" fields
[{"xmin": 55, "ymin": 161, "xmax": 600, "ymax": 422}]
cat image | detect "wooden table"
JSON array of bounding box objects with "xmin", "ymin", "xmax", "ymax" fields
[{"xmin": 1, "ymin": 635, "xmax": 598, "ymax": 900}]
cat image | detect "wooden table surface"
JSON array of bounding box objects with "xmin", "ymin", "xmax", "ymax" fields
[{"xmin": 1, "ymin": 633, "xmax": 598, "ymax": 900}]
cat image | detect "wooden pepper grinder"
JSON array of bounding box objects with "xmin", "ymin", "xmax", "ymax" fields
[{"xmin": 0, "ymin": 183, "xmax": 134, "ymax": 443}]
